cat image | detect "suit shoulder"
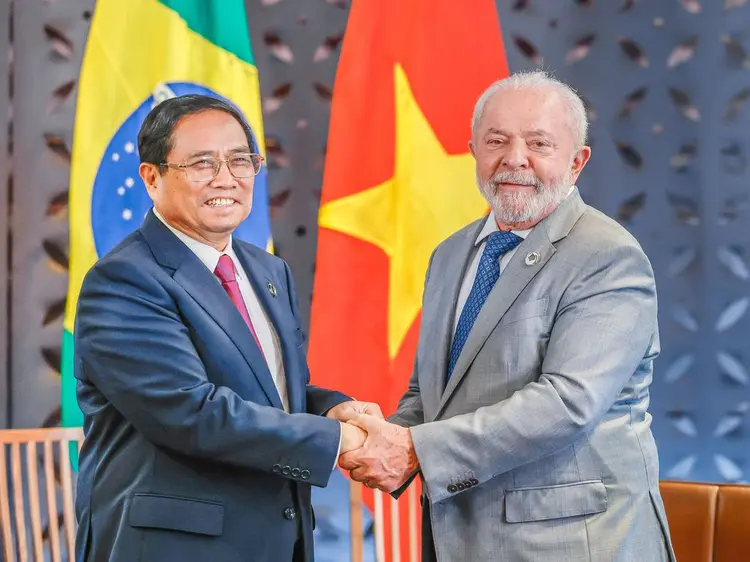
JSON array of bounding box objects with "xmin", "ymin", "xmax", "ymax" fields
[
  {"xmin": 562, "ymin": 205, "xmax": 655, "ymax": 281},
  {"xmin": 82, "ymin": 231, "xmax": 162, "ymax": 289},
  {"xmin": 574, "ymin": 205, "xmax": 646, "ymax": 254}
]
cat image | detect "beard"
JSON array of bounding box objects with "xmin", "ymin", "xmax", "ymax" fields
[{"xmin": 477, "ymin": 170, "xmax": 572, "ymax": 226}]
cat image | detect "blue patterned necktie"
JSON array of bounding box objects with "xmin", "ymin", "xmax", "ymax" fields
[{"xmin": 447, "ymin": 230, "xmax": 523, "ymax": 380}]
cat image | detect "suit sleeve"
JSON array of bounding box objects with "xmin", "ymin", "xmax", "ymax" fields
[
  {"xmin": 76, "ymin": 257, "xmax": 341, "ymax": 488},
  {"xmin": 388, "ymin": 355, "xmax": 426, "ymax": 428},
  {"xmin": 384, "ymin": 252, "xmax": 435, "ymax": 499},
  {"xmin": 410, "ymin": 244, "xmax": 658, "ymax": 504}
]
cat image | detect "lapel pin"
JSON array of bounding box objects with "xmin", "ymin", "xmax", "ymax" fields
[
  {"xmin": 267, "ymin": 282, "xmax": 277, "ymax": 297},
  {"xmin": 525, "ymin": 252, "xmax": 541, "ymax": 266}
]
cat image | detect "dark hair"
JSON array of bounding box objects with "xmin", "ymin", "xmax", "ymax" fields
[{"xmin": 137, "ymin": 94, "xmax": 258, "ymax": 167}]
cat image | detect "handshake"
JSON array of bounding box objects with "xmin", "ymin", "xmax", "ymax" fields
[{"xmin": 325, "ymin": 401, "xmax": 419, "ymax": 493}]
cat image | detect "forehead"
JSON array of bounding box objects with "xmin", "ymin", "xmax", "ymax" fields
[
  {"xmin": 479, "ymin": 88, "xmax": 570, "ymax": 137},
  {"xmin": 169, "ymin": 109, "xmax": 249, "ymax": 156}
]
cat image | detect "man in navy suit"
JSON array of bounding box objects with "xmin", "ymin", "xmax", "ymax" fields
[{"xmin": 74, "ymin": 94, "xmax": 377, "ymax": 562}]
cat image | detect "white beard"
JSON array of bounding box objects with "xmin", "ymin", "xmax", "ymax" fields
[{"xmin": 477, "ymin": 170, "xmax": 572, "ymax": 226}]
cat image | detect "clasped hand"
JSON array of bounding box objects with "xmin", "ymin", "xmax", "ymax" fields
[{"xmin": 326, "ymin": 401, "xmax": 419, "ymax": 493}]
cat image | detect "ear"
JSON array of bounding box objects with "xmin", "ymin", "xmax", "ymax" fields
[
  {"xmin": 570, "ymin": 145, "xmax": 591, "ymax": 182},
  {"xmin": 468, "ymin": 139, "xmax": 476, "ymax": 158},
  {"xmin": 139, "ymin": 163, "xmax": 161, "ymax": 200}
]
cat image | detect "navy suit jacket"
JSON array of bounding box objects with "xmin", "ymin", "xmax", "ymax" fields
[{"xmin": 74, "ymin": 211, "xmax": 349, "ymax": 562}]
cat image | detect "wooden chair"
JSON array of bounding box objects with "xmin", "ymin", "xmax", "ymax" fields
[
  {"xmin": 0, "ymin": 427, "xmax": 84, "ymax": 562},
  {"xmin": 349, "ymin": 479, "xmax": 421, "ymax": 562}
]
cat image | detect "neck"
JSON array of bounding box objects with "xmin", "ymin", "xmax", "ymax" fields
[
  {"xmin": 209, "ymin": 238, "xmax": 230, "ymax": 252},
  {"xmin": 178, "ymin": 226, "xmax": 230, "ymax": 252}
]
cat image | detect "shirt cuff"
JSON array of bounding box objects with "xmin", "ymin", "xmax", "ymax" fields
[{"xmin": 332, "ymin": 424, "xmax": 342, "ymax": 472}]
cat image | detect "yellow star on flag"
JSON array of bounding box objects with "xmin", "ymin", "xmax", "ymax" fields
[{"xmin": 318, "ymin": 63, "xmax": 488, "ymax": 359}]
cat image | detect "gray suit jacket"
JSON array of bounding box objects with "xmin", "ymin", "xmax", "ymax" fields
[{"xmin": 390, "ymin": 190, "xmax": 676, "ymax": 562}]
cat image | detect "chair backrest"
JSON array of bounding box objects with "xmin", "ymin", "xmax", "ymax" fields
[
  {"xmin": 352, "ymin": 479, "xmax": 750, "ymax": 562},
  {"xmin": 660, "ymin": 480, "xmax": 750, "ymax": 562},
  {"xmin": 348, "ymin": 479, "xmax": 421, "ymax": 562},
  {"xmin": 0, "ymin": 427, "xmax": 84, "ymax": 562}
]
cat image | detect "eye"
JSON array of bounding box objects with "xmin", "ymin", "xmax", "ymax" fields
[
  {"xmin": 487, "ymin": 138, "xmax": 503, "ymax": 146},
  {"xmin": 230, "ymin": 156, "xmax": 252, "ymax": 166},
  {"xmin": 189, "ymin": 159, "xmax": 215, "ymax": 169}
]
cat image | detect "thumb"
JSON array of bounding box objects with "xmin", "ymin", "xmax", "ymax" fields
[
  {"xmin": 363, "ymin": 402, "xmax": 384, "ymax": 418},
  {"xmin": 348, "ymin": 413, "xmax": 380, "ymax": 432}
]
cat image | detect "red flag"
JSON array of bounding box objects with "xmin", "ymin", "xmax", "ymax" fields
[{"xmin": 310, "ymin": 1, "xmax": 509, "ymax": 559}]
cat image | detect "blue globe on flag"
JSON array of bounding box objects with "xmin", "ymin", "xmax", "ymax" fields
[{"xmin": 90, "ymin": 82, "xmax": 271, "ymax": 258}]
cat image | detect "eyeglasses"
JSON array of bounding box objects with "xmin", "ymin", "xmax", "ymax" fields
[{"xmin": 160, "ymin": 153, "xmax": 264, "ymax": 182}]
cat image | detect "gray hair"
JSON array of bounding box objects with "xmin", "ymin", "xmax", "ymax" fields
[{"xmin": 471, "ymin": 70, "xmax": 588, "ymax": 148}]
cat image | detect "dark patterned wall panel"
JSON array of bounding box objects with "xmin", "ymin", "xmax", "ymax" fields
[
  {"xmin": 497, "ymin": 0, "xmax": 749, "ymax": 484},
  {"xmin": 1, "ymin": 0, "xmax": 10, "ymax": 429},
  {"xmin": 245, "ymin": 0, "xmax": 348, "ymax": 329},
  {"xmin": 10, "ymin": 0, "xmax": 91, "ymax": 429}
]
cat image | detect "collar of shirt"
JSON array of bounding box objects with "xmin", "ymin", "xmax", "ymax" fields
[
  {"xmin": 152, "ymin": 207, "xmax": 245, "ymax": 281},
  {"xmin": 474, "ymin": 184, "xmax": 576, "ymax": 247}
]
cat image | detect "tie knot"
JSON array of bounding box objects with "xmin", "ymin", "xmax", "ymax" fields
[
  {"xmin": 485, "ymin": 231, "xmax": 523, "ymax": 260},
  {"xmin": 214, "ymin": 254, "xmax": 237, "ymax": 284}
]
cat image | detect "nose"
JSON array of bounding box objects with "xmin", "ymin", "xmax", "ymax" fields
[
  {"xmin": 500, "ymin": 139, "xmax": 530, "ymax": 170},
  {"xmin": 210, "ymin": 159, "xmax": 238, "ymax": 188}
]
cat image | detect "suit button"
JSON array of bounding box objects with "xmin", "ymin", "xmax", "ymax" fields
[
  {"xmin": 284, "ymin": 507, "xmax": 297, "ymax": 520},
  {"xmin": 456, "ymin": 482, "xmax": 466, "ymax": 490},
  {"xmin": 301, "ymin": 470, "xmax": 310, "ymax": 480},
  {"xmin": 272, "ymin": 464, "xmax": 281, "ymax": 474},
  {"xmin": 282, "ymin": 466, "xmax": 291, "ymax": 475},
  {"xmin": 291, "ymin": 468, "xmax": 301, "ymax": 478},
  {"xmin": 470, "ymin": 478, "xmax": 479, "ymax": 486},
  {"xmin": 447, "ymin": 484, "xmax": 458, "ymax": 493}
]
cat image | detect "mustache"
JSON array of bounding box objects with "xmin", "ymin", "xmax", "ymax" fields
[{"xmin": 490, "ymin": 172, "xmax": 544, "ymax": 189}]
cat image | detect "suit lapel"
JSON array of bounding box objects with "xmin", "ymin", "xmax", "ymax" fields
[
  {"xmin": 139, "ymin": 211, "xmax": 284, "ymax": 410},
  {"xmin": 423, "ymin": 220, "xmax": 486, "ymax": 416},
  {"xmin": 436, "ymin": 190, "xmax": 588, "ymax": 417},
  {"xmin": 233, "ymin": 242, "xmax": 305, "ymax": 414}
]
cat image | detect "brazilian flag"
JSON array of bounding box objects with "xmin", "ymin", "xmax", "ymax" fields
[{"xmin": 62, "ymin": 0, "xmax": 272, "ymax": 442}]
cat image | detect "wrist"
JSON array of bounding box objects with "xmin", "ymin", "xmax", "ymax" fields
[{"xmin": 404, "ymin": 428, "xmax": 419, "ymax": 472}]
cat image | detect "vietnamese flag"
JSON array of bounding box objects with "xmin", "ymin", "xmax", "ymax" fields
[{"xmin": 309, "ymin": 0, "xmax": 509, "ymax": 559}]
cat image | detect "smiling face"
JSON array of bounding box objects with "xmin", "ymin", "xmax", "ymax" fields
[
  {"xmin": 139, "ymin": 109, "xmax": 254, "ymax": 250},
  {"xmin": 470, "ymin": 86, "xmax": 590, "ymax": 229}
]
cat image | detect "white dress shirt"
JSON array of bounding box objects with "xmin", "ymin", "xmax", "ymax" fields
[
  {"xmin": 453, "ymin": 186, "xmax": 575, "ymax": 337},
  {"xmin": 153, "ymin": 208, "xmax": 289, "ymax": 411},
  {"xmin": 452, "ymin": 216, "xmax": 531, "ymax": 336}
]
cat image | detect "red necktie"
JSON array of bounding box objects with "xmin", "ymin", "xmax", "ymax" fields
[{"xmin": 214, "ymin": 254, "xmax": 265, "ymax": 360}]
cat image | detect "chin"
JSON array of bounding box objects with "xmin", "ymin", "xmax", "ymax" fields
[{"xmin": 208, "ymin": 217, "xmax": 244, "ymax": 233}]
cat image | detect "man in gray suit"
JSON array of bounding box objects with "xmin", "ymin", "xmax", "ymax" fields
[{"xmin": 339, "ymin": 71, "xmax": 676, "ymax": 562}]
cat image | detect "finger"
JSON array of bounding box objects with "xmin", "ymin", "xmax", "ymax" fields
[
  {"xmin": 366, "ymin": 476, "xmax": 393, "ymax": 493},
  {"xmin": 370, "ymin": 480, "xmax": 388, "ymax": 490},
  {"xmin": 338, "ymin": 451, "xmax": 361, "ymax": 471},
  {"xmin": 364, "ymin": 403, "xmax": 384, "ymax": 418},
  {"xmin": 344, "ymin": 424, "xmax": 367, "ymax": 450},
  {"xmin": 328, "ymin": 405, "xmax": 356, "ymax": 422},
  {"xmin": 349, "ymin": 466, "xmax": 371, "ymax": 482},
  {"xmin": 348, "ymin": 413, "xmax": 381, "ymax": 432},
  {"xmin": 378, "ymin": 480, "xmax": 397, "ymax": 493}
]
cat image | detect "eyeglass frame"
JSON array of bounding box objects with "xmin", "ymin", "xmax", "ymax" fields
[{"xmin": 158, "ymin": 152, "xmax": 265, "ymax": 182}]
